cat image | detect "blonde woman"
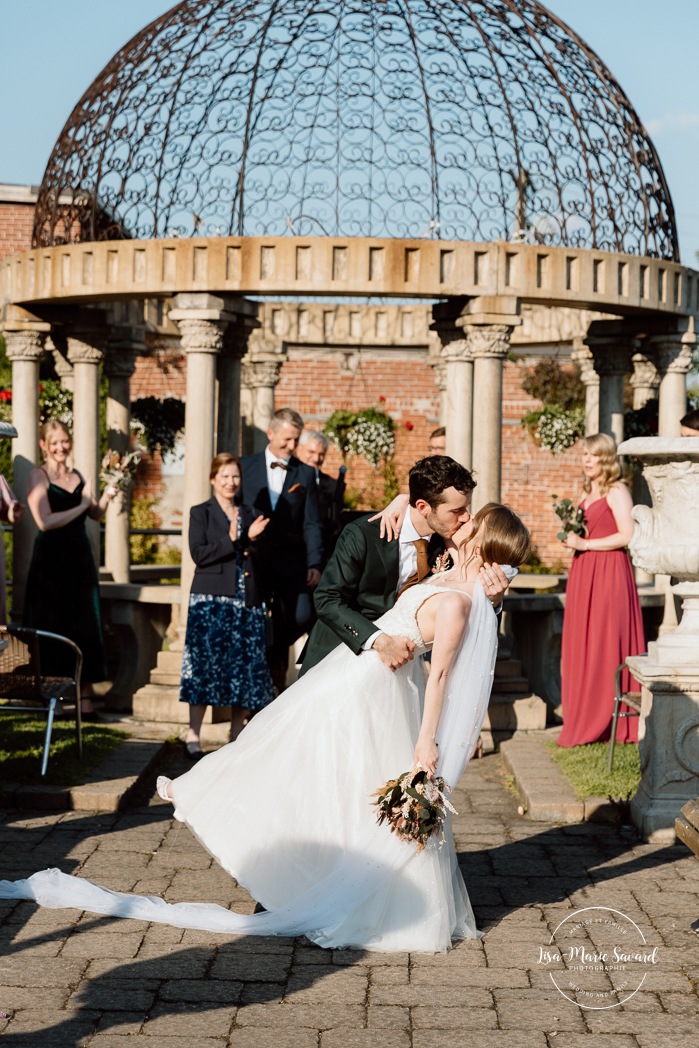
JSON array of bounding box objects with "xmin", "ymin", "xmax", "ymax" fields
[
  {"xmin": 24, "ymin": 420, "xmax": 116, "ymax": 718},
  {"xmin": 557, "ymin": 433, "xmax": 645, "ymax": 747}
]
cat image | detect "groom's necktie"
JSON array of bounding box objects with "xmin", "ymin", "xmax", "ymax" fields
[{"xmin": 396, "ymin": 539, "xmax": 430, "ymax": 598}]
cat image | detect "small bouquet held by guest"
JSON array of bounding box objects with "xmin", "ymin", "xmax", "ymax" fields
[
  {"xmin": 552, "ymin": 495, "xmax": 588, "ymax": 543},
  {"xmin": 100, "ymin": 449, "xmax": 142, "ymax": 495},
  {"xmin": 371, "ymin": 767, "xmax": 457, "ymax": 852}
]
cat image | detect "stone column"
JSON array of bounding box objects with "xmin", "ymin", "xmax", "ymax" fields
[
  {"xmin": 630, "ymin": 352, "xmax": 660, "ymax": 411},
  {"xmin": 570, "ymin": 340, "xmax": 599, "ymax": 435},
  {"xmin": 47, "ymin": 333, "xmax": 74, "ymax": 392},
  {"xmin": 168, "ymin": 303, "xmax": 227, "ymax": 638},
  {"xmin": 466, "ymin": 324, "xmax": 515, "ymax": 508},
  {"xmin": 442, "ymin": 341, "xmax": 473, "ymax": 469},
  {"xmin": 67, "ymin": 334, "xmax": 105, "ymax": 565},
  {"xmin": 103, "ymin": 337, "xmax": 140, "ymax": 583},
  {"xmin": 3, "ymin": 328, "xmax": 46, "ymax": 618},
  {"xmin": 430, "ymin": 359, "xmax": 448, "ymax": 428},
  {"xmin": 216, "ymin": 320, "xmax": 254, "ymax": 455},
  {"xmin": 244, "ymin": 357, "xmax": 283, "ymax": 453},
  {"xmin": 650, "ymin": 331, "xmax": 694, "ymax": 438},
  {"xmin": 585, "ymin": 323, "xmax": 639, "ymax": 444}
]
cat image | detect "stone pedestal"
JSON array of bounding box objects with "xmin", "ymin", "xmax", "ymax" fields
[
  {"xmin": 619, "ymin": 436, "xmax": 699, "ymax": 841},
  {"xmin": 571, "ymin": 341, "xmax": 599, "ymax": 436},
  {"xmin": 242, "ymin": 357, "xmax": 283, "ymax": 453},
  {"xmin": 627, "ymin": 654, "xmax": 699, "ymax": 843}
]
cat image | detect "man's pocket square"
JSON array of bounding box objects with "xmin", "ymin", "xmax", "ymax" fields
[{"xmin": 288, "ymin": 483, "xmax": 304, "ymax": 494}]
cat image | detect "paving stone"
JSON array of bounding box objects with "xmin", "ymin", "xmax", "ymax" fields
[
  {"xmin": 60, "ymin": 931, "xmax": 145, "ymax": 958},
  {"xmin": 369, "ymin": 966, "xmax": 410, "ymax": 986},
  {"xmin": 491, "ymin": 990, "xmax": 586, "ymax": 1030},
  {"xmin": 227, "ymin": 1031, "xmax": 318, "ymax": 1048},
  {"xmin": 366, "ymin": 1005, "xmax": 410, "ymax": 1029},
  {"xmin": 93, "ymin": 1011, "xmax": 148, "ymax": 1034},
  {"xmin": 0, "ymin": 986, "xmax": 69, "ymax": 1010},
  {"xmin": 235, "ymin": 1003, "xmax": 365, "ymax": 1028},
  {"xmin": 321, "ymin": 1032, "xmax": 410, "ymax": 1048},
  {"xmin": 159, "ymin": 978, "xmax": 244, "ymax": 1004},
  {"xmin": 584, "ymin": 1012, "xmax": 696, "ymax": 1035},
  {"xmin": 66, "ymin": 985, "xmax": 156, "ymax": 1011},
  {"xmin": 371, "ymin": 984, "xmax": 492, "ymax": 1008},
  {"xmin": 143, "ymin": 1003, "xmax": 237, "ymax": 1037},
  {"xmin": 0, "ymin": 956, "xmax": 87, "ymax": 987},
  {"xmin": 90, "ymin": 1038, "xmax": 225, "ymax": 1047},
  {"xmin": 411, "ymin": 966, "xmax": 529, "ymax": 988},
  {"xmin": 209, "ymin": 950, "xmax": 293, "ymax": 982},
  {"xmin": 411, "ymin": 1005, "xmax": 498, "ymax": 1029},
  {"xmin": 413, "ymin": 1032, "xmax": 547, "ymax": 1048}
]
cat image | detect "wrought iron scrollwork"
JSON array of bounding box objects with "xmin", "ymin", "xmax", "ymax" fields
[{"xmin": 33, "ymin": 0, "xmax": 678, "ymax": 260}]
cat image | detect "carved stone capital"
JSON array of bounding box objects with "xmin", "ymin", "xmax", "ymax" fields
[
  {"xmin": 630, "ymin": 352, "xmax": 660, "ymax": 391},
  {"xmin": 570, "ymin": 343, "xmax": 599, "ymax": 388},
  {"xmin": 176, "ymin": 317, "xmax": 226, "ymax": 354},
  {"xmin": 464, "ymin": 324, "xmax": 512, "ymax": 359},
  {"xmin": 439, "ymin": 337, "xmax": 471, "ymax": 364},
  {"xmin": 650, "ymin": 338, "xmax": 694, "ymax": 376},
  {"xmin": 67, "ymin": 337, "xmax": 104, "ymax": 365},
  {"xmin": 243, "ymin": 359, "xmax": 282, "ymax": 389},
  {"xmin": 586, "ymin": 342, "xmax": 636, "ymax": 377},
  {"xmin": 104, "ymin": 348, "xmax": 137, "ymax": 379},
  {"xmin": 3, "ymin": 330, "xmax": 45, "ymax": 362}
]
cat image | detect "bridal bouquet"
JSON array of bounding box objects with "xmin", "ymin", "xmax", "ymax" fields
[
  {"xmin": 100, "ymin": 449, "xmax": 142, "ymax": 493},
  {"xmin": 551, "ymin": 495, "xmax": 588, "ymax": 543},
  {"xmin": 371, "ymin": 767, "xmax": 457, "ymax": 852}
]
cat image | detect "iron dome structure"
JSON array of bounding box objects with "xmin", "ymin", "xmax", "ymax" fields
[{"xmin": 34, "ymin": 0, "xmax": 678, "ymax": 259}]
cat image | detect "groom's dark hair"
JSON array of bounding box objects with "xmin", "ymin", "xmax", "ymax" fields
[{"xmin": 408, "ymin": 456, "xmax": 476, "ymax": 508}]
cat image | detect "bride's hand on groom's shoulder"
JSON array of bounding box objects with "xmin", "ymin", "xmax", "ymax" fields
[
  {"xmin": 368, "ymin": 493, "xmax": 409, "ymax": 540},
  {"xmin": 373, "ymin": 633, "xmax": 415, "ymax": 671}
]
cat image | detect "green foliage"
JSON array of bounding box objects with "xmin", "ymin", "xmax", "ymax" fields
[
  {"xmin": 0, "ymin": 712, "xmax": 126, "ymax": 786},
  {"xmin": 546, "ymin": 739, "xmax": 640, "ymax": 801},
  {"xmin": 521, "ymin": 405, "xmax": 585, "ymax": 454},
  {"xmin": 519, "ymin": 545, "xmax": 565, "ymax": 575},
  {"xmin": 324, "ymin": 405, "xmax": 398, "ymax": 504},
  {"xmin": 131, "ymin": 397, "xmax": 185, "ymax": 456},
  {"xmin": 522, "ymin": 358, "xmax": 585, "ymax": 411},
  {"xmin": 130, "ymin": 494, "xmax": 181, "ymax": 566},
  {"xmin": 38, "ymin": 378, "xmax": 74, "ymax": 427}
]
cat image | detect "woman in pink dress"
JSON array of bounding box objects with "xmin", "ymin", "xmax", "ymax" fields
[{"xmin": 558, "ymin": 433, "xmax": 645, "ymax": 748}]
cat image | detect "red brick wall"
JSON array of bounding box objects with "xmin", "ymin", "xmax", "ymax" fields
[
  {"xmin": 128, "ymin": 350, "xmax": 583, "ymax": 566},
  {"xmin": 0, "ymin": 201, "xmax": 34, "ymax": 259}
]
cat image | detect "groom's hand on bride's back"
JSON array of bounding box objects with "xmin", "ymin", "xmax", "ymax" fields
[{"xmin": 372, "ymin": 633, "xmax": 415, "ymax": 670}]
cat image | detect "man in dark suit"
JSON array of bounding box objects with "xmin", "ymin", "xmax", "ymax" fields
[
  {"xmin": 300, "ymin": 456, "xmax": 508, "ymax": 676},
  {"xmin": 241, "ymin": 408, "xmax": 324, "ymax": 690},
  {"xmin": 296, "ymin": 429, "xmax": 346, "ymax": 565}
]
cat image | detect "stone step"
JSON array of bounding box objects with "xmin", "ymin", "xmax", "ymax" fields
[
  {"xmin": 491, "ymin": 677, "xmax": 530, "ymax": 695},
  {"xmin": 132, "ymin": 683, "xmax": 231, "ymax": 726},
  {"xmin": 150, "ymin": 670, "xmax": 182, "ymax": 686},
  {"xmin": 493, "ymin": 659, "xmax": 524, "ymax": 678},
  {"xmin": 482, "ymin": 693, "xmax": 547, "ymax": 733},
  {"xmin": 156, "ymin": 650, "xmax": 184, "ymax": 674}
]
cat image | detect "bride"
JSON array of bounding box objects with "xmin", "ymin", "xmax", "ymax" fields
[{"xmin": 0, "ymin": 503, "xmax": 530, "ymax": 953}]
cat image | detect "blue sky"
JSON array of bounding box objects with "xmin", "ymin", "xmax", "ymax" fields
[{"xmin": 1, "ymin": 0, "xmax": 697, "ymax": 264}]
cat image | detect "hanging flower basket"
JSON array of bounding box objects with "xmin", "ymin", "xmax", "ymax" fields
[
  {"xmin": 521, "ymin": 406, "xmax": 584, "ymax": 454},
  {"xmin": 324, "ymin": 407, "xmax": 395, "ymax": 467}
]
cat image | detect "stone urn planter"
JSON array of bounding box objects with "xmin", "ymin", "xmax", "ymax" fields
[{"xmin": 617, "ymin": 436, "xmax": 699, "ymax": 841}]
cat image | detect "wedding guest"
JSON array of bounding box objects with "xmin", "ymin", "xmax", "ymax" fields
[
  {"xmin": 296, "ymin": 429, "xmax": 346, "ymax": 564},
  {"xmin": 24, "ymin": 420, "xmax": 116, "ymax": 718},
  {"xmin": 680, "ymin": 408, "xmax": 699, "ymax": 436},
  {"xmin": 557, "ymin": 433, "xmax": 645, "ymax": 748},
  {"xmin": 428, "ymin": 427, "xmax": 447, "ymax": 455},
  {"xmin": 180, "ymin": 453, "xmax": 274, "ymax": 760},
  {"xmin": 0, "ymin": 473, "xmax": 25, "ymax": 624},
  {"xmin": 241, "ymin": 409, "xmax": 324, "ymax": 691}
]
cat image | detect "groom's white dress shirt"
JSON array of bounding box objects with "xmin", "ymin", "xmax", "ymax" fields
[{"xmin": 363, "ymin": 512, "xmax": 432, "ymax": 650}]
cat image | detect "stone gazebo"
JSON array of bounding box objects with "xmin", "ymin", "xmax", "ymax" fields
[{"xmin": 1, "ymin": 0, "xmax": 696, "ymax": 724}]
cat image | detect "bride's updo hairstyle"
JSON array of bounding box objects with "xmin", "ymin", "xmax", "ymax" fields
[
  {"xmin": 469, "ymin": 503, "xmax": 531, "ymax": 568},
  {"xmin": 581, "ymin": 433, "xmax": 621, "ymax": 495}
]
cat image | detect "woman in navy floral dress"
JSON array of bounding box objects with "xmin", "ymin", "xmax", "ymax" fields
[{"xmin": 180, "ymin": 453, "xmax": 274, "ymax": 759}]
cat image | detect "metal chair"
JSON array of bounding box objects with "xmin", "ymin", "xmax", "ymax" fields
[
  {"xmin": 0, "ymin": 625, "xmax": 83, "ymax": 777},
  {"xmin": 607, "ymin": 661, "xmax": 642, "ymax": 772}
]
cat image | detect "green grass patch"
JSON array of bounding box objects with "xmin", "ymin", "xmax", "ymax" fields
[
  {"xmin": 0, "ymin": 712, "xmax": 127, "ymax": 787},
  {"xmin": 546, "ymin": 740, "xmax": 640, "ymax": 800}
]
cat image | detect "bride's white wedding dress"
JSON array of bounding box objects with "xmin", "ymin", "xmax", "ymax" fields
[{"xmin": 0, "ymin": 574, "xmax": 505, "ymax": 953}]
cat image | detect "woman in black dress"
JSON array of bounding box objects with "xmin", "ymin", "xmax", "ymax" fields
[
  {"xmin": 179, "ymin": 452, "xmax": 274, "ymax": 760},
  {"xmin": 24, "ymin": 419, "xmax": 116, "ymax": 717}
]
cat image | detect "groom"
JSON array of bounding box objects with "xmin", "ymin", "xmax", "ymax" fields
[{"xmin": 299, "ymin": 456, "xmax": 508, "ymax": 675}]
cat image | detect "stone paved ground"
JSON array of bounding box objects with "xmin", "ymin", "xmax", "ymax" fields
[{"xmin": 0, "ymin": 752, "xmax": 697, "ymax": 1048}]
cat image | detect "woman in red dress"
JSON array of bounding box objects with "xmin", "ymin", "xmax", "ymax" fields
[{"xmin": 558, "ymin": 433, "xmax": 645, "ymax": 747}]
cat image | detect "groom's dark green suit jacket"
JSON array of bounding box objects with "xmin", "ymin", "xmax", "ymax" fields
[{"xmin": 299, "ymin": 515, "xmax": 444, "ymax": 675}]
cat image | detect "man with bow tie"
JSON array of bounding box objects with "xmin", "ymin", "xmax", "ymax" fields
[{"xmin": 241, "ymin": 408, "xmax": 324, "ymax": 690}]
